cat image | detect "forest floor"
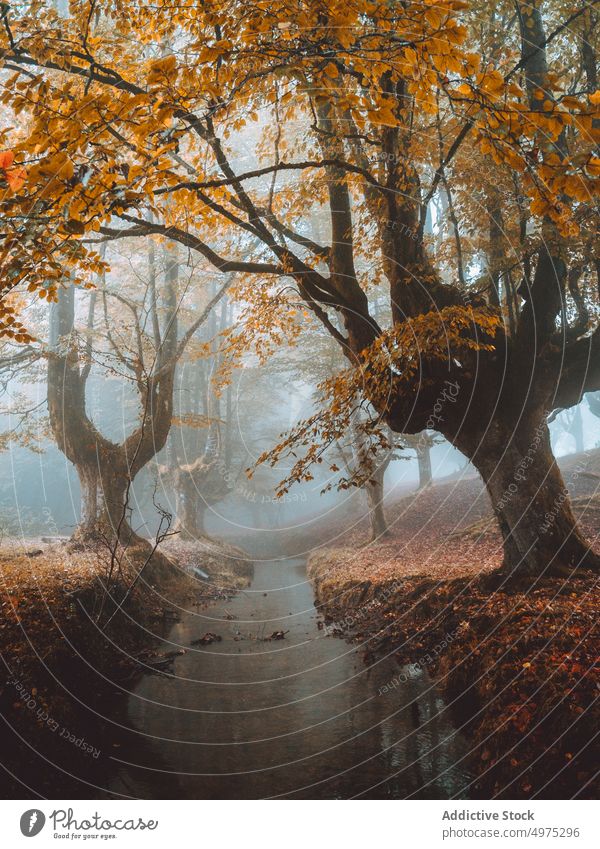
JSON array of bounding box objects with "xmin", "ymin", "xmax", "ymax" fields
[
  {"xmin": 308, "ymin": 449, "xmax": 600, "ymax": 800},
  {"xmin": 0, "ymin": 532, "xmax": 252, "ymax": 797}
]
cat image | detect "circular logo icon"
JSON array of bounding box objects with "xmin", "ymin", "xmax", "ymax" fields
[{"xmin": 19, "ymin": 810, "xmax": 46, "ymax": 837}]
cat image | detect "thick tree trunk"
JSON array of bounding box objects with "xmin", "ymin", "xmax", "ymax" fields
[
  {"xmin": 96, "ymin": 466, "xmax": 133, "ymax": 542},
  {"xmin": 467, "ymin": 415, "xmax": 599, "ymax": 577},
  {"xmin": 70, "ymin": 453, "xmax": 136, "ymax": 546},
  {"xmin": 77, "ymin": 466, "xmax": 99, "ymax": 534}
]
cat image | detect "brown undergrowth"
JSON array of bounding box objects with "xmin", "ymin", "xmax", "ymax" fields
[
  {"xmin": 0, "ymin": 534, "xmax": 251, "ymax": 797},
  {"xmin": 308, "ymin": 456, "xmax": 600, "ymax": 800},
  {"xmin": 309, "ymin": 554, "xmax": 599, "ymax": 799}
]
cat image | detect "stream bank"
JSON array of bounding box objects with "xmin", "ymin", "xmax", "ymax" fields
[
  {"xmin": 308, "ymin": 549, "xmax": 599, "ymax": 800},
  {"xmin": 0, "ymin": 534, "xmax": 251, "ymax": 797}
]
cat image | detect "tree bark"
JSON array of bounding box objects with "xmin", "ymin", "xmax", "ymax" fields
[
  {"xmin": 47, "ymin": 285, "xmax": 131, "ymax": 543},
  {"xmin": 173, "ymin": 469, "xmax": 207, "ymax": 540},
  {"xmin": 169, "ymin": 307, "xmax": 229, "ymax": 539},
  {"xmin": 93, "ymin": 462, "xmax": 134, "ymax": 544},
  {"xmin": 464, "ymin": 414, "xmax": 599, "ymax": 577},
  {"xmin": 365, "ymin": 468, "xmax": 389, "ymax": 540},
  {"xmin": 347, "ymin": 410, "xmax": 391, "ymax": 540},
  {"xmin": 78, "ymin": 465, "xmax": 99, "ymax": 535}
]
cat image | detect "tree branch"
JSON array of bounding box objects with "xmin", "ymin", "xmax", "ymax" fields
[{"xmin": 115, "ymin": 215, "xmax": 286, "ymax": 275}]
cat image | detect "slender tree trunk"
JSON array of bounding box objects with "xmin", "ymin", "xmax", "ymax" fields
[
  {"xmin": 570, "ymin": 405, "xmax": 584, "ymax": 454},
  {"xmin": 487, "ymin": 190, "xmax": 503, "ymax": 308},
  {"xmin": 504, "ymin": 270, "xmax": 517, "ymax": 336},
  {"xmin": 416, "ymin": 442, "xmax": 433, "ymax": 489},
  {"xmin": 366, "ymin": 468, "xmax": 388, "ymax": 540},
  {"xmin": 174, "ymin": 472, "xmax": 206, "ymax": 540},
  {"xmin": 348, "ymin": 410, "xmax": 390, "ymax": 540}
]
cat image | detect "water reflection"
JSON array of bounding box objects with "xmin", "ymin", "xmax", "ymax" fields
[{"xmin": 110, "ymin": 559, "xmax": 472, "ymax": 799}]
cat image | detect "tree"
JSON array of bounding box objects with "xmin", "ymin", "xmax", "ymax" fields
[
  {"xmin": 334, "ymin": 410, "xmax": 396, "ymax": 540},
  {"xmin": 586, "ymin": 391, "xmax": 600, "ymax": 424},
  {"xmin": 548, "ymin": 405, "xmax": 585, "ymax": 455},
  {"xmin": 163, "ymin": 349, "xmax": 231, "ymax": 540},
  {"xmin": 402, "ymin": 432, "xmax": 441, "ymax": 490},
  {"xmin": 1, "ymin": 1, "xmax": 599, "ymax": 577},
  {"xmin": 47, "ymin": 240, "xmax": 230, "ymax": 546}
]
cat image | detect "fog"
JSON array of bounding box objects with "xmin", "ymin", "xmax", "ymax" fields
[{"xmin": 2, "ymin": 328, "xmax": 599, "ymax": 554}]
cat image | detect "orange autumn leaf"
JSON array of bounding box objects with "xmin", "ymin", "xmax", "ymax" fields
[
  {"xmin": 0, "ymin": 150, "xmax": 15, "ymax": 170},
  {"xmin": 5, "ymin": 167, "xmax": 26, "ymax": 192}
]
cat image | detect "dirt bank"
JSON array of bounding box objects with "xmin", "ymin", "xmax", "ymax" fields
[
  {"xmin": 309, "ymin": 553, "xmax": 598, "ymax": 799},
  {"xmin": 0, "ymin": 534, "xmax": 252, "ymax": 797},
  {"xmin": 308, "ymin": 459, "xmax": 600, "ymax": 800}
]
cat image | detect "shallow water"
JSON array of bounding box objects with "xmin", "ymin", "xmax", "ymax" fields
[{"xmin": 108, "ymin": 558, "xmax": 473, "ymax": 799}]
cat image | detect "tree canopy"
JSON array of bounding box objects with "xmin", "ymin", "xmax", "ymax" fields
[{"xmin": 1, "ymin": 0, "xmax": 599, "ymax": 575}]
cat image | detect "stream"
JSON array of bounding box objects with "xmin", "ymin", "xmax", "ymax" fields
[{"xmin": 108, "ymin": 557, "xmax": 473, "ymax": 799}]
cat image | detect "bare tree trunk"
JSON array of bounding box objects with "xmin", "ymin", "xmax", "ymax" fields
[
  {"xmin": 416, "ymin": 441, "xmax": 433, "ymax": 489},
  {"xmin": 487, "ymin": 188, "xmax": 503, "ymax": 308},
  {"xmin": 78, "ymin": 465, "xmax": 99, "ymax": 535},
  {"xmin": 94, "ymin": 461, "xmax": 135, "ymax": 545},
  {"xmin": 170, "ymin": 298, "xmax": 228, "ymax": 539},
  {"xmin": 570, "ymin": 405, "xmax": 584, "ymax": 454},
  {"xmin": 365, "ymin": 465, "xmax": 388, "ymax": 540},
  {"xmin": 174, "ymin": 471, "xmax": 206, "ymax": 540},
  {"xmin": 348, "ymin": 411, "xmax": 391, "ymax": 540}
]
